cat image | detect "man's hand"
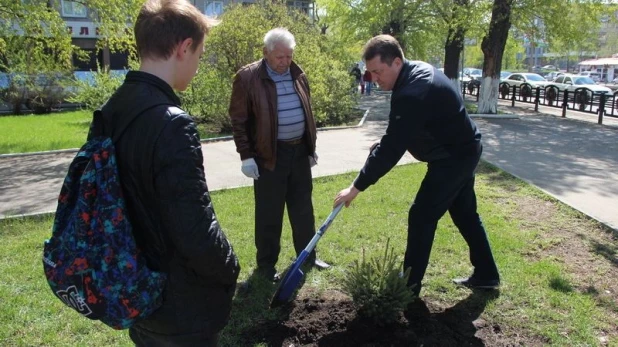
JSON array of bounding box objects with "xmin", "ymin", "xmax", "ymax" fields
[
  {"xmin": 334, "ymin": 184, "xmax": 360, "ymax": 208},
  {"xmin": 309, "ymin": 152, "xmax": 318, "ymax": 167},
  {"xmin": 241, "ymin": 158, "xmax": 260, "ymax": 180}
]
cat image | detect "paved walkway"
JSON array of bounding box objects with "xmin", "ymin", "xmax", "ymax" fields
[{"xmin": 1, "ymin": 93, "xmax": 617, "ymax": 232}]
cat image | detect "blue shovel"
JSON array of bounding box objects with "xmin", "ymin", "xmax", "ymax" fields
[{"xmin": 270, "ymin": 204, "xmax": 344, "ymax": 308}]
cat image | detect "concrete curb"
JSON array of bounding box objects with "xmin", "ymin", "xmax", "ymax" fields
[
  {"xmin": 0, "ymin": 108, "xmax": 372, "ymax": 158},
  {"xmin": 0, "ymin": 210, "xmax": 56, "ymax": 221},
  {"xmin": 0, "ymin": 147, "xmax": 81, "ymax": 158},
  {"xmin": 470, "ymin": 113, "xmax": 520, "ymax": 119}
]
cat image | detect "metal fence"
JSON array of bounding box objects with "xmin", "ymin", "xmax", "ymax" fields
[{"xmin": 462, "ymin": 81, "xmax": 618, "ymax": 125}]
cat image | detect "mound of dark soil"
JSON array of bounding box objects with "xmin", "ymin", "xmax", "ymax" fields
[{"xmin": 247, "ymin": 289, "xmax": 519, "ymax": 347}]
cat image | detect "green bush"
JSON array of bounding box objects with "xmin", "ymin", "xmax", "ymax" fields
[
  {"xmin": 0, "ymin": 73, "xmax": 70, "ymax": 114},
  {"xmin": 66, "ymin": 69, "xmax": 125, "ymax": 111},
  {"xmin": 0, "ymin": 77, "xmax": 30, "ymax": 114},
  {"xmin": 181, "ymin": 65, "xmax": 233, "ymax": 133},
  {"xmin": 342, "ymin": 239, "xmax": 416, "ymax": 326}
]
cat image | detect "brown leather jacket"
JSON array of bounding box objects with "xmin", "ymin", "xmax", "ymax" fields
[{"xmin": 229, "ymin": 59, "xmax": 317, "ymax": 171}]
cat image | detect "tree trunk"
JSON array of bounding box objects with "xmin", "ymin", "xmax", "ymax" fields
[
  {"xmin": 444, "ymin": 27, "xmax": 464, "ymax": 92},
  {"xmin": 478, "ymin": 0, "xmax": 512, "ymax": 114},
  {"xmin": 444, "ymin": 27, "xmax": 464, "ymax": 79},
  {"xmin": 443, "ymin": 0, "xmax": 469, "ymax": 92}
]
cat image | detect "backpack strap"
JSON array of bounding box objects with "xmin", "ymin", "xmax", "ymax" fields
[{"xmin": 89, "ymin": 110, "xmax": 106, "ymax": 138}]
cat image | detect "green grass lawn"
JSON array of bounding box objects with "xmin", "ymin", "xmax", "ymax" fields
[
  {"xmin": 0, "ymin": 110, "xmax": 228, "ymax": 155},
  {"xmin": 0, "ymin": 111, "xmax": 92, "ymax": 154},
  {"xmin": 1, "ymin": 163, "xmax": 616, "ymax": 346}
]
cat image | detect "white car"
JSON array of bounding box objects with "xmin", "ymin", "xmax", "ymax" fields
[
  {"xmin": 501, "ymin": 73, "xmax": 550, "ymax": 89},
  {"xmin": 464, "ymin": 68, "xmax": 482, "ymax": 81},
  {"xmin": 549, "ymin": 75, "xmax": 611, "ymax": 94},
  {"xmin": 579, "ymin": 71, "xmax": 601, "ymax": 83}
]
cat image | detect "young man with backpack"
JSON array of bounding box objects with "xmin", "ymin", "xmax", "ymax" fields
[
  {"xmin": 113, "ymin": 1, "xmax": 240, "ymax": 345},
  {"xmin": 47, "ymin": 0, "xmax": 240, "ymax": 345}
]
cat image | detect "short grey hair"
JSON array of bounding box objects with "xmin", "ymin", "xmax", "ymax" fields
[{"xmin": 263, "ymin": 28, "xmax": 296, "ymax": 52}]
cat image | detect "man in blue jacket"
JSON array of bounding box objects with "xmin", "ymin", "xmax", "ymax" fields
[{"xmin": 334, "ymin": 35, "xmax": 500, "ymax": 304}]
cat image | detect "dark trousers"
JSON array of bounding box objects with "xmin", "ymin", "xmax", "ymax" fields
[
  {"xmin": 129, "ymin": 327, "xmax": 219, "ymax": 347},
  {"xmin": 404, "ymin": 152, "xmax": 499, "ymax": 292},
  {"xmin": 254, "ymin": 142, "xmax": 316, "ymax": 270}
]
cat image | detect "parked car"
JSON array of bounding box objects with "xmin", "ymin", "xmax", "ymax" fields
[
  {"xmin": 542, "ymin": 65, "xmax": 558, "ymax": 71},
  {"xmin": 500, "ymin": 71, "xmax": 512, "ymax": 79},
  {"xmin": 544, "ymin": 71, "xmax": 564, "ymax": 81},
  {"xmin": 578, "ymin": 71, "xmax": 601, "ymax": 83},
  {"xmin": 548, "ymin": 74, "xmax": 612, "ymax": 95},
  {"xmin": 463, "ymin": 67, "xmax": 482, "ymax": 80},
  {"xmin": 501, "ymin": 73, "xmax": 550, "ymax": 88}
]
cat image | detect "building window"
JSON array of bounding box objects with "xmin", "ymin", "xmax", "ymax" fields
[
  {"xmin": 61, "ymin": 1, "xmax": 87, "ymax": 18},
  {"xmin": 287, "ymin": 1, "xmax": 310, "ymax": 14},
  {"xmin": 205, "ymin": 1, "xmax": 223, "ymax": 17}
]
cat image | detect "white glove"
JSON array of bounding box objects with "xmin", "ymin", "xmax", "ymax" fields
[
  {"xmin": 309, "ymin": 152, "xmax": 318, "ymax": 167},
  {"xmin": 241, "ymin": 158, "xmax": 260, "ymax": 180}
]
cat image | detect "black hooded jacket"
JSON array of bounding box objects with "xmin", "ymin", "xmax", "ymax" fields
[
  {"xmin": 353, "ymin": 60, "xmax": 482, "ymax": 191},
  {"xmin": 93, "ymin": 71, "xmax": 240, "ymax": 336}
]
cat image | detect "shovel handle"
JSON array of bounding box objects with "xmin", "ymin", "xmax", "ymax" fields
[{"xmin": 303, "ymin": 204, "xmax": 344, "ymax": 253}]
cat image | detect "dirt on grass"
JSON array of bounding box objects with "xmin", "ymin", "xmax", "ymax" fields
[
  {"xmin": 238, "ymin": 173, "xmax": 618, "ymax": 346},
  {"xmin": 252, "ymin": 288, "xmax": 528, "ymax": 347}
]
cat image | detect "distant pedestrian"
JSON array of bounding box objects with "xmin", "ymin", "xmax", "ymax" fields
[
  {"xmin": 360, "ymin": 73, "xmax": 365, "ymax": 94},
  {"xmin": 363, "ymin": 69, "xmax": 373, "ymax": 95},
  {"xmin": 350, "ymin": 63, "xmax": 362, "ymax": 93}
]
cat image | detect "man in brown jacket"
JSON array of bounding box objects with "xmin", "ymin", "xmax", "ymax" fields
[{"xmin": 229, "ymin": 27, "xmax": 329, "ymax": 282}]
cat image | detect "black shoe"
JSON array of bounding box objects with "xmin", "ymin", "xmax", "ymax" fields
[
  {"xmin": 453, "ymin": 276, "xmax": 500, "ymax": 289},
  {"xmin": 237, "ymin": 281, "xmax": 250, "ymax": 295},
  {"xmin": 256, "ymin": 267, "xmax": 281, "ymax": 283},
  {"xmin": 404, "ymin": 298, "xmax": 430, "ymax": 320},
  {"xmin": 313, "ymin": 259, "xmax": 331, "ymax": 270}
]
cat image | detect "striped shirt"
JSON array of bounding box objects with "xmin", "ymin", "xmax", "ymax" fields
[{"xmin": 265, "ymin": 63, "xmax": 305, "ymax": 141}]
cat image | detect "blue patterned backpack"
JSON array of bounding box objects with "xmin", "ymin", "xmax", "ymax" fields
[{"xmin": 43, "ymin": 107, "xmax": 167, "ymax": 329}]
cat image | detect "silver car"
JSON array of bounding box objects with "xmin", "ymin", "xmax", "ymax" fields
[{"xmin": 501, "ymin": 73, "xmax": 550, "ymax": 88}]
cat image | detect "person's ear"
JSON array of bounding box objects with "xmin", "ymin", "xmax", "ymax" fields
[
  {"xmin": 394, "ymin": 57, "xmax": 402, "ymax": 67},
  {"xmin": 262, "ymin": 46, "xmax": 268, "ymax": 57},
  {"xmin": 177, "ymin": 38, "xmax": 194, "ymax": 59}
]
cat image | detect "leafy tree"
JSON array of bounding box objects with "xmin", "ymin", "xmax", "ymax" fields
[
  {"xmin": 597, "ymin": 5, "xmax": 618, "ymax": 58},
  {"xmin": 316, "ymin": 0, "xmax": 445, "ymax": 61},
  {"xmin": 501, "ymin": 35, "xmax": 524, "ymax": 71},
  {"xmin": 0, "ymin": 1, "xmax": 75, "ymax": 74},
  {"xmin": 0, "ymin": 0, "xmax": 140, "ymax": 113}
]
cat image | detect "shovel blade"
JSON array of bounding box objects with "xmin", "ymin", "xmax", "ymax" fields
[{"xmin": 270, "ymin": 267, "xmax": 304, "ymax": 308}]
